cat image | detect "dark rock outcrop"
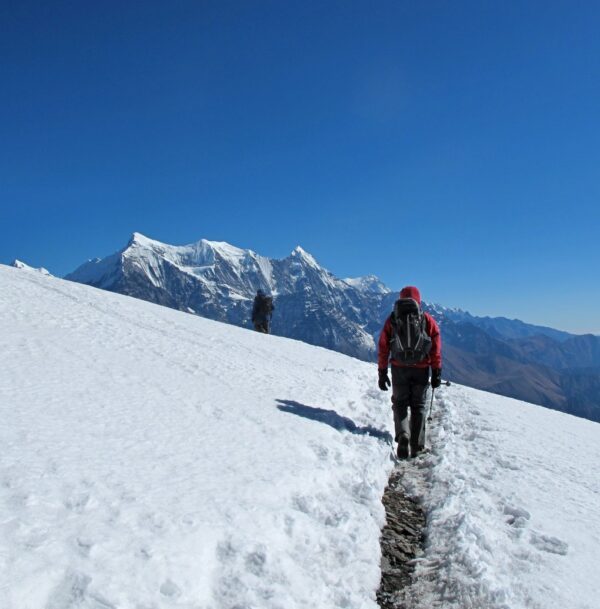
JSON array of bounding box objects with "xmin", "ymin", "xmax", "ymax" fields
[{"xmin": 377, "ymin": 469, "xmax": 426, "ymax": 609}]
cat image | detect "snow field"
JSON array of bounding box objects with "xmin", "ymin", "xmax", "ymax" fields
[
  {"xmin": 398, "ymin": 384, "xmax": 600, "ymax": 609},
  {"xmin": 3, "ymin": 264, "xmax": 599, "ymax": 609},
  {"xmin": 0, "ymin": 266, "xmax": 394, "ymax": 609}
]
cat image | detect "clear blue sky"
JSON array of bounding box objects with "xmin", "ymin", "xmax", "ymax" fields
[{"xmin": 1, "ymin": 1, "xmax": 599, "ymax": 333}]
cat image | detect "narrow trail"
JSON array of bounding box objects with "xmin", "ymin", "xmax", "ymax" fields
[
  {"xmin": 376, "ymin": 387, "xmax": 445, "ymax": 609},
  {"xmin": 376, "ymin": 468, "xmax": 426, "ymax": 609}
]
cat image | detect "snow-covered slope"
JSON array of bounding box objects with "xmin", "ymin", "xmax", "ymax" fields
[
  {"xmin": 1, "ymin": 265, "xmax": 599, "ymax": 609},
  {"xmin": 0, "ymin": 264, "xmax": 392, "ymax": 609},
  {"xmin": 399, "ymin": 384, "xmax": 600, "ymax": 609},
  {"xmin": 10, "ymin": 259, "xmax": 51, "ymax": 275}
]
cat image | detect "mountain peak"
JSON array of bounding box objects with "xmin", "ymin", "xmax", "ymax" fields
[
  {"xmin": 126, "ymin": 233, "xmax": 254, "ymax": 263},
  {"xmin": 290, "ymin": 246, "xmax": 319, "ymax": 267},
  {"xmin": 127, "ymin": 232, "xmax": 162, "ymax": 249}
]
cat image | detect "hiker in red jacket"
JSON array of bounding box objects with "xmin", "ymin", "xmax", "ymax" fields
[{"xmin": 378, "ymin": 286, "xmax": 442, "ymax": 459}]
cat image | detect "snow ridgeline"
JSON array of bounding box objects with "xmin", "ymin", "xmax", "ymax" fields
[{"xmin": 2, "ymin": 264, "xmax": 599, "ymax": 609}]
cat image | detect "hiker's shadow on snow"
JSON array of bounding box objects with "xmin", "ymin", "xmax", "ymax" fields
[{"xmin": 276, "ymin": 399, "xmax": 393, "ymax": 444}]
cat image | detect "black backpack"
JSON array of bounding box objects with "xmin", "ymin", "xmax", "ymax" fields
[
  {"xmin": 263, "ymin": 295, "xmax": 273, "ymax": 314},
  {"xmin": 389, "ymin": 298, "xmax": 432, "ymax": 365},
  {"xmin": 257, "ymin": 294, "xmax": 273, "ymax": 315}
]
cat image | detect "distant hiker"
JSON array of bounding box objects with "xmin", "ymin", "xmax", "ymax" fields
[
  {"xmin": 252, "ymin": 289, "xmax": 274, "ymax": 333},
  {"xmin": 377, "ymin": 286, "xmax": 442, "ymax": 459}
]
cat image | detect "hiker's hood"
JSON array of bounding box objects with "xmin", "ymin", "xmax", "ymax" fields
[{"xmin": 399, "ymin": 286, "xmax": 421, "ymax": 305}]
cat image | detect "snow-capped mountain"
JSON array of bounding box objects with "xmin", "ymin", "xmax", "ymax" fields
[
  {"xmin": 66, "ymin": 233, "xmax": 381, "ymax": 360},
  {"xmin": 2, "ymin": 264, "xmax": 599, "ymax": 609}
]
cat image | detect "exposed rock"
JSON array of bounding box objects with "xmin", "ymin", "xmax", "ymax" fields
[{"xmin": 377, "ymin": 469, "xmax": 426, "ymax": 609}]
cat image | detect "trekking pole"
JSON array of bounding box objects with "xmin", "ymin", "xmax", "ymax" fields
[
  {"xmin": 427, "ymin": 386, "xmax": 435, "ymax": 422},
  {"xmin": 428, "ymin": 381, "xmax": 451, "ymax": 421}
]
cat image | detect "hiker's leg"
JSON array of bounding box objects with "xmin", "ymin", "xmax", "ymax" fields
[
  {"xmin": 409, "ymin": 368, "xmax": 430, "ymax": 454},
  {"xmin": 254, "ymin": 321, "xmax": 268, "ymax": 333},
  {"xmin": 391, "ymin": 366, "xmax": 410, "ymax": 442}
]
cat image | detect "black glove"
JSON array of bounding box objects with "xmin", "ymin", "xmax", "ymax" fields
[
  {"xmin": 378, "ymin": 368, "xmax": 391, "ymax": 391},
  {"xmin": 431, "ymin": 368, "xmax": 442, "ymax": 389}
]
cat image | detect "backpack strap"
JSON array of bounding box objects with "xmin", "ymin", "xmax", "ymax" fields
[
  {"xmin": 412, "ymin": 315, "xmax": 428, "ymax": 353},
  {"xmin": 389, "ymin": 313, "xmax": 404, "ymax": 351}
]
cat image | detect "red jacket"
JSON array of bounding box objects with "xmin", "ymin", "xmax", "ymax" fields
[{"xmin": 378, "ymin": 286, "xmax": 442, "ymax": 370}]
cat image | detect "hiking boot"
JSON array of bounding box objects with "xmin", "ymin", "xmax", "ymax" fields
[
  {"xmin": 412, "ymin": 445, "xmax": 428, "ymax": 458},
  {"xmin": 397, "ymin": 438, "xmax": 410, "ymax": 459}
]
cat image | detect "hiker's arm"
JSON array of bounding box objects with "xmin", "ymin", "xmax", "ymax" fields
[
  {"xmin": 377, "ymin": 317, "xmax": 392, "ymax": 369},
  {"xmin": 427, "ymin": 314, "xmax": 442, "ymax": 369}
]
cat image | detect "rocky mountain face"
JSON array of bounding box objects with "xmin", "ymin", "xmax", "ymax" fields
[
  {"xmin": 65, "ymin": 233, "xmax": 600, "ymax": 422},
  {"xmin": 66, "ymin": 233, "xmax": 379, "ymax": 360}
]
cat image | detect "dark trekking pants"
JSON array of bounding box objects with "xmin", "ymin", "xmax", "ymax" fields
[{"xmin": 391, "ymin": 366, "xmax": 429, "ymax": 453}]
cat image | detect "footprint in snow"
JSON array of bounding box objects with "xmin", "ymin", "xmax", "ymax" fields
[
  {"xmin": 160, "ymin": 579, "xmax": 182, "ymax": 598},
  {"xmin": 284, "ymin": 514, "xmax": 295, "ymax": 537},
  {"xmin": 137, "ymin": 546, "xmax": 152, "ymax": 560},
  {"xmin": 75, "ymin": 536, "xmax": 94, "ymax": 557},
  {"xmin": 529, "ymin": 531, "xmax": 569, "ymax": 556},
  {"xmin": 64, "ymin": 491, "xmax": 91, "ymax": 513},
  {"xmin": 16, "ymin": 524, "xmax": 49, "ymax": 549},
  {"xmin": 310, "ymin": 442, "xmax": 330, "ymax": 461},
  {"xmin": 179, "ymin": 511, "xmax": 203, "ymax": 530},
  {"xmin": 495, "ymin": 456, "xmax": 521, "ymax": 471},
  {"xmin": 503, "ymin": 504, "xmax": 531, "ymax": 528},
  {"xmin": 7, "ymin": 491, "xmax": 30, "ymax": 509},
  {"xmin": 364, "ymin": 388, "xmax": 382, "ymax": 400},
  {"xmin": 291, "ymin": 493, "xmax": 350, "ymax": 526},
  {"xmin": 138, "ymin": 511, "xmax": 168, "ymax": 532},
  {"xmin": 245, "ymin": 549, "xmax": 267, "ymax": 576},
  {"xmin": 45, "ymin": 569, "xmax": 94, "ymax": 609}
]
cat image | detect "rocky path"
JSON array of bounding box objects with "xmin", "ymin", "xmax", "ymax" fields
[{"xmin": 377, "ymin": 467, "xmax": 426, "ymax": 609}]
